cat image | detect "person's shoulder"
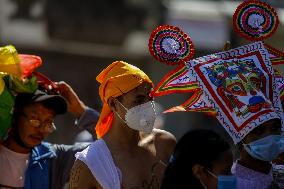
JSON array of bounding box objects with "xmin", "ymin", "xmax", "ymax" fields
[
  {"xmin": 152, "ymin": 129, "xmax": 176, "ymax": 162},
  {"xmin": 140, "ymin": 129, "xmax": 176, "ymax": 147},
  {"xmin": 152, "ymin": 129, "xmax": 176, "ymax": 144},
  {"xmin": 70, "ymin": 159, "xmax": 99, "ymax": 189}
]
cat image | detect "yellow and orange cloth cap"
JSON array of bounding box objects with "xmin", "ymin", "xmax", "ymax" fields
[{"xmin": 95, "ymin": 61, "xmax": 153, "ymax": 138}]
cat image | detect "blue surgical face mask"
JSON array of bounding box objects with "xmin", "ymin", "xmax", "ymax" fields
[
  {"xmin": 200, "ymin": 169, "xmax": 237, "ymax": 189},
  {"xmin": 243, "ymin": 135, "xmax": 284, "ymax": 162},
  {"xmin": 217, "ymin": 175, "xmax": 237, "ymax": 189}
]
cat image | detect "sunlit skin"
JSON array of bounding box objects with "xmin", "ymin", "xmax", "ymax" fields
[
  {"xmin": 70, "ymin": 82, "xmax": 176, "ymax": 189},
  {"xmin": 238, "ymin": 119, "xmax": 281, "ymax": 174},
  {"xmin": 3, "ymin": 103, "xmax": 55, "ymax": 154},
  {"xmin": 106, "ymin": 82, "xmax": 175, "ymax": 188}
]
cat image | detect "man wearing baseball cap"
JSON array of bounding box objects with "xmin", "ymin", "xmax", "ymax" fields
[{"xmin": 0, "ymin": 82, "xmax": 99, "ymax": 189}]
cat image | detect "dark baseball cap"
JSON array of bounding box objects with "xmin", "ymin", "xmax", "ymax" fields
[{"xmin": 15, "ymin": 90, "xmax": 67, "ymax": 114}]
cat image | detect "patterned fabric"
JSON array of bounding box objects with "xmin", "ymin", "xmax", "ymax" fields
[
  {"xmin": 233, "ymin": 0, "xmax": 279, "ymax": 41},
  {"xmin": 151, "ymin": 64, "xmax": 198, "ymax": 97},
  {"xmin": 148, "ymin": 25, "xmax": 194, "ymax": 66},
  {"xmin": 164, "ymin": 90, "xmax": 216, "ymax": 115},
  {"xmin": 265, "ymin": 43, "xmax": 284, "ymax": 66},
  {"xmin": 274, "ymin": 69, "xmax": 284, "ymax": 102},
  {"xmin": 186, "ymin": 42, "xmax": 284, "ymax": 143},
  {"xmin": 232, "ymin": 162, "xmax": 274, "ymax": 189}
]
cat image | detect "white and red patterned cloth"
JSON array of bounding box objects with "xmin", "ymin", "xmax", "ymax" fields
[{"xmin": 186, "ymin": 42, "xmax": 284, "ymax": 143}]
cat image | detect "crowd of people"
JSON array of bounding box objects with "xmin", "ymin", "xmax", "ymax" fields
[{"xmin": 1, "ymin": 42, "xmax": 284, "ymax": 189}]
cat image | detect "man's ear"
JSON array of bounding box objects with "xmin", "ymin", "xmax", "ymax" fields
[
  {"xmin": 192, "ymin": 164, "xmax": 206, "ymax": 180},
  {"xmin": 107, "ymin": 97, "xmax": 117, "ymax": 111}
]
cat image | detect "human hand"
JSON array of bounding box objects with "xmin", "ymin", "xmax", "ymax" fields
[
  {"xmin": 222, "ymin": 41, "xmax": 231, "ymax": 51},
  {"xmin": 56, "ymin": 81, "xmax": 87, "ymax": 118}
]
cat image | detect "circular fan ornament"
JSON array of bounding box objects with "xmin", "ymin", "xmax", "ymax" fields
[
  {"xmin": 148, "ymin": 25, "xmax": 195, "ymax": 66},
  {"xmin": 233, "ymin": 0, "xmax": 279, "ymax": 41}
]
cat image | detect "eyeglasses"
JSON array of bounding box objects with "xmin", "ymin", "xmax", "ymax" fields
[{"xmin": 21, "ymin": 113, "xmax": 56, "ymax": 133}]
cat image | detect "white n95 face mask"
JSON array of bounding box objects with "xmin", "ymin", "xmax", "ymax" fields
[{"xmin": 116, "ymin": 100, "xmax": 157, "ymax": 133}]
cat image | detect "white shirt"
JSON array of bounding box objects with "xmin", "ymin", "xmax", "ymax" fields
[{"xmin": 0, "ymin": 144, "xmax": 30, "ymax": 188}]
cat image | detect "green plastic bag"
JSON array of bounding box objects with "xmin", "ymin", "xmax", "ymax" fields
[
  {"xmin": 9, "ymin": 75, "xmax": 38, "ymax": 94},
  {"xmin": 0, "ymin": 75, "xmax": 37, "ymax": 139},
  {"xmin": 0, "ymin": 86, "xmax": 14, "ymax": 139}
]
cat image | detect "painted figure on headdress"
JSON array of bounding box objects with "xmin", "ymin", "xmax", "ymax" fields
[{"xmin": 206, "ymin": 58, "xmax": 271, "ymax": 121}]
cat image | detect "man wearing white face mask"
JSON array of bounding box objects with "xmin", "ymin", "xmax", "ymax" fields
[
  {"xmin": 114, "ymin": 99, "xmax": 157, "ymax": 134},
  {"xmin": 70, "ymin": 61, "xmax": 176, "ymax": 189}
]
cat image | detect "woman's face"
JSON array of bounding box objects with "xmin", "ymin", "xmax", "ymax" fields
[{"xmin": 199, "ymin": 149, "xmax": 234, "ymax": 189}]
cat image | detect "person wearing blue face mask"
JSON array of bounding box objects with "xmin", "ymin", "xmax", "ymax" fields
[
  {"xmin": 232, "ymin": 118, "xmax": 284, "ymax": 189},
  {"xmin": 160, "ymin": 129, "xmax": 236, "ymax": 189}
]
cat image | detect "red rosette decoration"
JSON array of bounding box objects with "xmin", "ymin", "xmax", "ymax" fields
[
  {"xmin": 233, "ymin": 0, "xmax": 279, "ymax": 41},
  {"xmin": 148, "ymin": 25, "xmax": 195, "ymax": 66}
]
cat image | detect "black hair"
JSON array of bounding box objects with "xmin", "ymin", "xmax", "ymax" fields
[
  {"xmin": 160, "ymin": 129, "xmax": 230, "ymax": 189},
  {"xmin": 13, "ymin": 92, "xmax": 57, "ymax": 119},
  {"xmin": 12, "ymin": 91, "xmax": 60, "ymax": 132}
]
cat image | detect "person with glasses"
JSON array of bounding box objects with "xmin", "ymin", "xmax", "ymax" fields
[
  {"xmin": 0, "ymin": 82, "xmax": 100, "ymax": 189},
  {"xmin": 21, "ymin": 112, "xmax": 56, "ymax": 133}
]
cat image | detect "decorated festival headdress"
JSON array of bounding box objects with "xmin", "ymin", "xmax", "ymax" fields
[
  {"xmin": 149, "ymin": 27, "xmax": 284, "ymax": 143},
  {"xmin": 148, "ymin": 0, "xmax": 284, "ymax": 142},
  {"xmin": 232, "ymin": 0, "xmax": 284, "ymax": 107},
  {"xmin": 0, "ymin": 45, "xmax": 42, "ymax": 139},
  {"xmin": 149, "ymin": 25, "xmax": 195, "ymax": 66},
  {"xmin": 232, "ymin": 0, "xmax": 284, "ymax": 65},
  {"xmin": 233, "ymin": 0, "xmax": 279, "ymax": 41},
  {"xmin": 148, "ymin": 1, "xmax": 284, "ymax": 143},
  {"xmin": 186, "ymin": 42, "xmax": 284, "ymax": 143},
  {"xmin": 148, "ymin": 25, "xmax": 215, "ymax": 114}
]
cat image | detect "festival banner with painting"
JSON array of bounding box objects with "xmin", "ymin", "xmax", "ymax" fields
[{"xmin": 186, "ymin": 42, "xmax": 284, "ymax": 143}]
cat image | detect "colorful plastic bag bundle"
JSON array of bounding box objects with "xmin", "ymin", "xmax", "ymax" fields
[{"xmin": 0, "ymin": 45, "xmax": 41, "ymax": 139}]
